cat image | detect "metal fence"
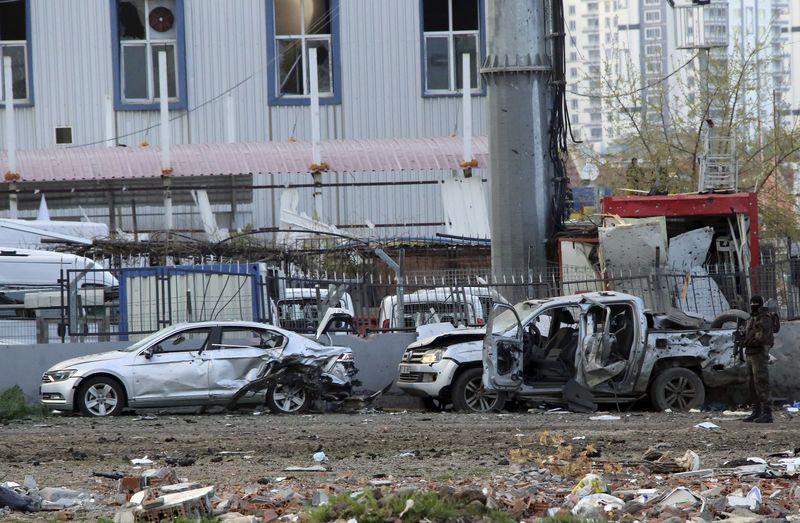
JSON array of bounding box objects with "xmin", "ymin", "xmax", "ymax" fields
[{"xmin": 1, "ymin": 258, "xmax": 799, "ymax": 344}]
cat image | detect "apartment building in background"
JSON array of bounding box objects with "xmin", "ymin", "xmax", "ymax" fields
[{"xmin": 564, "ymin": 0, "xmax": 796, "ymax": 153}]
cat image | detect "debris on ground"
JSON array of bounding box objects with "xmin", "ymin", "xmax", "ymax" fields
[
  {"xmin": 2, "ymin": 411, "xmax": 800, "ymax": 521},
  {"xmin": 0, "ymin": 485, "xmax": 40, "ymax": 512}
]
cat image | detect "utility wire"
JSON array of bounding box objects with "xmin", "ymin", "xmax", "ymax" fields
[
  {"xmin": 563, "ymin": 17, "xmax": 699, "ymax": 100},
  {"xmin": 565, "ymin": 53, "xmax": 700, "ymax": 99}
]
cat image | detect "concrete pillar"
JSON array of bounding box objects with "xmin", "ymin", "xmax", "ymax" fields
[{"xmin": 484, "ymin": 0, "xmax": 553, "ymax": 290}]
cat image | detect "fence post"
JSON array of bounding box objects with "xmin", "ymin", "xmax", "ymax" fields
[
  {"xmin": 99, "ymin": 307, "xmax": 110, "ymax": 342},
  {"xmin": 70, "ymin": 294, "xmax": 83, "ymax": 343},
  {"xmin": 35, "ymin": 315, "xmax": 48, "ymax": 344},
  {"xmin": 59, "ymin": 269, "xmax": 67, "ymax": 343}
]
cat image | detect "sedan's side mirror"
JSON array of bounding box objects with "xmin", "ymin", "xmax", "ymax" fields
[{"xmin": 143, "ymin": 345, "xmax": 160, "ymax": 359}]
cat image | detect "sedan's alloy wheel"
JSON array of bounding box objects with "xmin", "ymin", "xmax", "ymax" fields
[
  {"xmin": 271, "ymin": 384, "xmax": 308, "ymax": 413},
  {"xmin": 82, "ymin": 382, "xmax": 121, "ymax": 416}
]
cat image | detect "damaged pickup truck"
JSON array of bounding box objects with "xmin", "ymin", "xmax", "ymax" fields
[{"xmin": 398, "ymin": 291, "xmax": 746, "ymax": 413}]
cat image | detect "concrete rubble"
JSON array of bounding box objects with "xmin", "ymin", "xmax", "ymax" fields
[
  {"xmin": 3, "ymin": 408, "xmax": 800, "ymax": 522},
  {"xmin": 2, "ymin": 435, "xmax": 800, "ymax": 522}
]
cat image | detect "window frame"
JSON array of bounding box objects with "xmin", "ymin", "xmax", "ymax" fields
[
  {"xmin": 54, "ymin": 126, "xmax": 73, "ymax": 146},
  {"xmin": 645, "ymin": 60, "xmax": 662, "ymax": 74},
  {"xmin": 419, "ymin": 0, "xmax": 486, "ymax": 98},
  {"xmin": 644, "ymin": 10, "xmax": 661, "ymax": 23},
  {"xmin": 645, "ymin": 44, "xmax": 662, "ymax": 56},
  {"xmin": 266, "ymin": 0, "xmax": 342, "ymax": 106},
  {"xmin": 110, "ymin": 0, "xmax": 188, "ymax": 111},
  {"xmin": 0, "ymin": 0, "xmax": 34, "ymax": 107},
  {"xmin": 645, "ymin": 27, "xmax": 662, "ymax": 40},
  {"xmin": 153, "ymin": 327, "xmax": 212, "ymax": 354},
  {"xmin": 216, "ymin": 326, "xmax": 287, "ymax": 351}
]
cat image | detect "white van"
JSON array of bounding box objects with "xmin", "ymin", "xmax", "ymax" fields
[
  {"xmin": 0, "ymin": 249, "xmax": 117, "ymax": 291},
  {"xmin": 457, "ymin": 286, "xmax": 510, "ymax": 319},
  {"xmin": 377, "ymin": 288, "xmax": 485, "ymax": 330},
  {"xmin": 276, "ymin": 287, "xmax": 355, "ymax": 332}
]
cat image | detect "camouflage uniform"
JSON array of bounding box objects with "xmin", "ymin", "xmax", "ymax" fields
[{"xmin": 742, "ymin": 308, "xmax": 773, "ymax": 421}]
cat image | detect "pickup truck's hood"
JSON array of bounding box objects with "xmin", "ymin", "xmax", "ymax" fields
[
  {"xmin": 408, "ymin": 328, "xmax": 486, "ymax": 349},
  {"xmin": 46, "ymin": 350, "xmax": 128, "ymax": 371}
]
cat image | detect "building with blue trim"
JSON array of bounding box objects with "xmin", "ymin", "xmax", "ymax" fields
[{"xmin": 0, "ymin": 0, "xmax": 495, "ymax": 241}]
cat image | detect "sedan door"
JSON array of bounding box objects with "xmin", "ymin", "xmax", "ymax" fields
[
  {"xmin": 207, "ymin": 327, "xmax": 286, "ymax": 400},
  {"xmin": 131, "ymin": 327, "xmax": 213, "ymax": 405}
]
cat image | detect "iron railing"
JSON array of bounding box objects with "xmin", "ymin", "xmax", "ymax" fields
[{"xmin": 1, "ymin": 259, "xmax": 799, "ymax": 343}]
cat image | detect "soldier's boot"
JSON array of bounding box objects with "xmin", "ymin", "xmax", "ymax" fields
[
  {"xmin": 741, "ymin": 405, "xmax": 761, "ymax": 422},
  {"xmin": 754, "ymin": 404, "xmax": 773, "ymax": 424}
]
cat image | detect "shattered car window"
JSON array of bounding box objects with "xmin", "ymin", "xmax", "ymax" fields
[
  {"xmin": 492, "ymin": 301, "xmax": 540, "ymax": 334},
  {"xmin": 218, "ymin": 328, "xmax": 285, "ymax": 350},
  {"xmin": 394, "ymin": 302, "xmax": 474, "ymax": 327},
  {"xmin": 155, "ymin": 328, "xmax": 211, "ymax": 353}
]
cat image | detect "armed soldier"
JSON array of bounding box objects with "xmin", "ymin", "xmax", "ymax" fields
[{"xmin": 740, "ymin": 295, "xmax": 774, "ymax": 423}]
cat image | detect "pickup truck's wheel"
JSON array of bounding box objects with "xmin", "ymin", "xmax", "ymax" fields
[
  {"xmin": 650, "ymin": 368, "xmax": 705, "ymax": 411},
  {"xmin": 710, "ymin": 309, "xmax": 749, "ymax": 328},
  {"xmin": 77, "ymin": 376, "xmax": 125, "ymax": 417},
  {"xmin": 452, "ymin": 367, "xmax": 506, "ymax": 413},
  {"xmin": 266, "ymin": 382, "xmax": 312, "ymax": 414}
]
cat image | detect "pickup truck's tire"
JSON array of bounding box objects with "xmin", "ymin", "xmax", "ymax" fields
[
  {"xmin": 710, "ymin": 309, "xmax": 749, "ymax": 328},
  {"xmin": 451, "ymin": 367, "xmax": 506, "ymax": 413},
  {"xmin": 650, "ymin": 367, "xmax": 705, "ymax": 411}
]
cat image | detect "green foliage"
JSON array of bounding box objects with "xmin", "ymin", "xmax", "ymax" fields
[
  {"xmin": 0, "ymin": 386, "xmax": 46, "ymax": 420},
  {"xmin": 307, "ymin": 490, "xmax": 515, "ymax": 523}
]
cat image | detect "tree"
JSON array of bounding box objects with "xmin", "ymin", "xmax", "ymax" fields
[{"xmin": 571, "ymin": 34, "xmax": 800, "ymax": 239}]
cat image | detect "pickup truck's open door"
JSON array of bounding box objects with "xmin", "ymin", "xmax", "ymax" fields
[
  {"xmin": 575, "ymin": 300, "xmax": 627, "ymax": 388},
  {"xmin": 482, "ymin": 303, "xmax": 524, "ymax": 391}
]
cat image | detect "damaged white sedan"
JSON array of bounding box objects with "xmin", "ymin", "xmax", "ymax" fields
[{"xmin": 40, "ymin": 314, "xmax": 355, "ymax": 417}]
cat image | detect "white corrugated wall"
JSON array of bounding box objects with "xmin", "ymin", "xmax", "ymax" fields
[
  {"xmin": 2, "ymin": 0, "xmax": 490, "ymax": 239},
  {"xmin": 6, "ymin": 0, "xmax": 487, "ymax": 146}
]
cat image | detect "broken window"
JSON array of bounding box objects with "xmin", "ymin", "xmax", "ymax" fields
[
  {"xmin": 218, "ymin": 327, "xmax": 285, "ymax": 350},
  {"xmin": 0, "ymin": 0, "xmax": 29, "ymax": 103},
  {"xmin": 422, "ymin": 0, "xmax": 481, "ymax": 94},
  {"xmin": 116, "ymin": 0, "xmax": 183, "ymax": 105},
  {"xmin": 273, "ymin": 0, "xmax": 334, "ymax": 97},
  {"xmin": 155, "ymin": 328, "xmax": 211, "ymax": 353}
]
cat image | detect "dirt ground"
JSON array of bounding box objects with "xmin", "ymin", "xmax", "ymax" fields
[{"xmin": 2, "ymin": 407, "xmax": 798, "ymax": 521}]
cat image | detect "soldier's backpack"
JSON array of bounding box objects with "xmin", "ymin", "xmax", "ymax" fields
[{"xmin": 771, "ymin": 312, "xmax": 781, "ymax": 334}]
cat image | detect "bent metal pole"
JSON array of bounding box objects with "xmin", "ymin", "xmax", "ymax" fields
[
  {"xmin": 3, "ymin": 56, "xmax": 18, "ymax": 219},
  {"xmin": 158, "ymin": 50, "xmax": 173, "ymax": 231}
]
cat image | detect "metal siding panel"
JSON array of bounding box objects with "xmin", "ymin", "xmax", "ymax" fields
[
  {"xmin": 3, "ymin": 0, "xmax": 113, "ymax": 150},
  {"xmin": 184, "ymin": 0, "xmax": 269, "ymax": 144},
  {"xmin": 265, "ymin": 0, "xmax": 487, "ymax": 140},
  {"xmin": 337, "ymin": 0, "xmax": 487, "ymax": 139},
  {"xmin": 268, "ymin": 106, "xmax": 341, "ymax": 141},
  {"xmin": 253, "ymin": 167, "xmax": 455, "ymax": 239},
  {"xmin": 5, "ymin": 0, "xmax": 488, "ymax": 151}
]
